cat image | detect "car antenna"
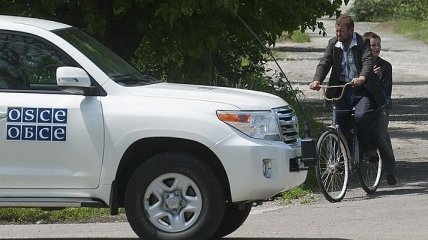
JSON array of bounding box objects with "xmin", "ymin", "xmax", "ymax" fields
[{"xmin": 225, "ymin": 3, "xmax": 317, "ymax": 165}]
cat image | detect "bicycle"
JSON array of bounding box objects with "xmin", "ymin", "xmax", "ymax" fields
[{"xmin": 315, "ymin": 83, "xmax": 382, "ymax": 202}]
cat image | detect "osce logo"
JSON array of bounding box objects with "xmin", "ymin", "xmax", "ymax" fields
[{"xmin": 6, "ymin": 107, "xmax": 68, "ymax": 141}]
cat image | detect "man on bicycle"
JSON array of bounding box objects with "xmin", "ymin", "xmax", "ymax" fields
[{"xmin": 309, "ymin": 15, "xmax": 386, "ymax": 164}]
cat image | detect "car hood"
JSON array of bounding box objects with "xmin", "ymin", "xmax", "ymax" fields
[{"xmin": 126, "ymin": 82, "xmax": 288, "ymax": 110}]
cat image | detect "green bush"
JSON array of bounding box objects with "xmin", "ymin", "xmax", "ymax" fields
[
  {"xmin": 351, "ymin": 0, "xmax": 428, "ymax": 22},
  {"xmin": 351, "ymin": 0, "xmax": 428, "ymax": 43},
  {"xmin": 394, "ymin": 0, "xmax": 428, "ymax": 21},
  {"xmin": 351, "ymin": 0, "xmax": 396, "ymax": 21},
  {"xmin": 290, "ymin": 31, "xmax": 311, "ymax": 43}
]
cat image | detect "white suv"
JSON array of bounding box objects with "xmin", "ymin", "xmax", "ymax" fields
[{"xmin": 0, "ymin": 15, "xmax": 308, "ymax": 239}]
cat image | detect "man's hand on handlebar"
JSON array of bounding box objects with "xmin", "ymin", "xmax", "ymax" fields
[
  {"xmin": 309, "ymin": 81, "xmax": 321, "ymax": 91},
  {"xmin": 350, "ymin": 76, "xmax": 366, "ymax": 87},
  {"xmin": 310, "ymin": 77, "xmax": 364, "ymax": 91}
]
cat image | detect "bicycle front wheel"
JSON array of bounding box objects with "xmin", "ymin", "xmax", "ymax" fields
[
  {"xmin": 358, "ymin": 151, "xmax": 382, "ymax": 194},
  {"xmin": 316, "ymin": 130, "xmax": 349, "ymax": 202}
]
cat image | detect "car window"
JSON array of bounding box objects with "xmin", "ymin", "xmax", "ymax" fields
[{"xmin": 0, "ymin": 31, "xmax": 78, "ymax": 91}]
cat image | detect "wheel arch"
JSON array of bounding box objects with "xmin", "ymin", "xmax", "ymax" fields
[{"xmin": 109, "ymin": 137, "xmax": 231, "ymax": 214}]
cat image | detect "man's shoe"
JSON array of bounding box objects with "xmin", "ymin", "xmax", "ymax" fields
[{"xmin": 387, "ymin": 174, "xmax": 396, "ymax": 185}]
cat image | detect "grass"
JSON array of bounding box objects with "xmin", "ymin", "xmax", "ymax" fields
[
  {"xmin": 277, "ymin": 30, "xmax": 311, "ymax": 43},
  {"xmin": 393, "ymin": 19, "xmax": 428, "ymax": 44},
  {"xmin": 281, "ymin": 151, "xmax": 320, "ymax": 204},
  {"xmin": 282, "ymin": 186, "xmax": 316, "ymax": 204},
  {"xmin": 290, "ymin": 31, "xmax": 310, "ymax": 43},
  {"xmin": 281, "ymin": 167, "xmax": 318, "ymax": 204},
  {"xmin": 0, "ymin": 208, "xmax": 124, "ymax": 224}
]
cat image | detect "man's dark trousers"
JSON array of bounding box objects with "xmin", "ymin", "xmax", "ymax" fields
[
  {"xmin": 374, "ymin": 108, "xmax": 397, "ymax": 175},
  {"xmin": 335, "ymin": 87, "xmax": 378, "ymax": 154}
]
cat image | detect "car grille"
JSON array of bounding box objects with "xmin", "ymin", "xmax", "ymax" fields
[{"xmin": 272, "ymin": 106, "xmax": 299, "ymax": 144}]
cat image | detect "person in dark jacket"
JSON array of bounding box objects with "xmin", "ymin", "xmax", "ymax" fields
[
  {"xmin": 309, "ymin": 15, "xmax": 386, "ymax": 160},
  {"xmin": 364, "ymin": 31, "xmax": 397, "ymax": 185}
]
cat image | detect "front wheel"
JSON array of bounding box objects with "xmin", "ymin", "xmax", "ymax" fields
[
  {"xmin": 358, "ymin": 151, "xmax": 382, "ymax": 194},
  {"xmin": 316, "ymin": 130, "xmax": 349, "ymax": 202},
  {"xmin": 125, "ymin": 152, "xmax": 225, "ymax": 240}
]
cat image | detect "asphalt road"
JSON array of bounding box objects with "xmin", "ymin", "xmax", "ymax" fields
[
  {"xmin": 230, "ymin": 15, "xmax": 428, "ymax": 240},
  {"xmin": 1, "ymin": 9, "xmax": 428, "ymax": 240}
]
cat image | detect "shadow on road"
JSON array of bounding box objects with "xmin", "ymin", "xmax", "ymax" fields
[
  {"xmin": 373, "ymin": 161, "xmax": 428, "ymax": 195},
  {"xmin": 344, "ymin": 160, "xmax": 428, "ymax": 202},
  {"xmin": 1, "ymin": 239, "xmax": 140, "ymax": 240},
  {"xmin": 0, "ymin": 237, "xmax": 351, "ymax": 240},
  {"xmin": 392, "ymin": 80, "xmax": 428, "ymax": 86},
  {"xmin": 0, "ymin": 239, "xmax": 139, "ymax": 240},
  {"xmin": 222, "ymin": 238, "xmax": 349, "ymax": 240}
]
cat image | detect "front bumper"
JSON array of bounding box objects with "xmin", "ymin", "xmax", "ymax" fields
[{"xmin": 211, "ymin": 133, "xmax": 308, "ymax": 202}]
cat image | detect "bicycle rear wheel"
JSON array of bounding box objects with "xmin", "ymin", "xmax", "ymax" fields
[
  {"xmin": 316, "ymin": 130, "xmax": 349, "ymax": 202},
  {"xmin": 358, "ymin": 151, "xmax": 382, "ymax": 194}
]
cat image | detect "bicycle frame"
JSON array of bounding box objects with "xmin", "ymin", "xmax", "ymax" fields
[{"xmin": 322, "ymin": 83, "xmax": 359, "ymax": 174}]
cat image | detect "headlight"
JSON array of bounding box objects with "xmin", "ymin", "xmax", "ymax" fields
[{"xmin": 217, "ymin": 111, "xmax": 282, "ymax": 141}]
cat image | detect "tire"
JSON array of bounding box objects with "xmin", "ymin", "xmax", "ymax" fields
[
  {"xmin": 316, "ymin": 130, "xmax": 349, "ymax": 203},
  {"xmin": 358, "ymin": 150, "xmax": 382, "ymax": 194},
  {"xmin": 125, "ymin": 152, "xmax": 225, "ymax": 240},
  {"xmin": 212, "ymin": 203, "xmax": 252, "ymax": 238}
]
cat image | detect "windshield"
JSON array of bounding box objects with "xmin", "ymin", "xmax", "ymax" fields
[{"xmin": 54, "ymin": 27, "xmax": 159, "ymax": 86}]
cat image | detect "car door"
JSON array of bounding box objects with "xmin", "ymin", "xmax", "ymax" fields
[{"xmin": 0, "ymin": 31, "xmax": 104, "ymax": 189}]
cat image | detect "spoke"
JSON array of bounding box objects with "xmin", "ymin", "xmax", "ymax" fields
[
  {"xmin": 334, "ymin": 171, "xmax": 342, "ymax": 192},
  {"xmin": 325, "ymin": 172, "xmax": 334, "ymax": 192},
  {"xmin": 330, "ymin": 174, "xmax": 336, "ymax": 193},
  {"xmin": 363, "ymin": 162, "xmax": 377, "ymax": 186},
  {"xmin": 147, "ymin": 180, "xmax": 168, "ymax": 200},
  {"xmin": 170, "ymin": 175, "xmax": 186, "ymax": 191},
  {"xmin": 322, "ymin": 170, "xmax": 332, "ymax": 189},
  {"xmin": 147, "ymin": 204, "xmax": 169, "ymax": 221},
  {"xmin": 332, "ymin": 173, "xmax": 339, "ymax": 193},
  {"xmin": 336, "ymin": 172, "xmax": 345, "ymax": 190},
  {"xmin": 159, "ymin": 177, "xmax": 175, "ymax": 191},
  {"xmin": 184, "ymin": 194, "xmax": 201, "ymax": 207},
  {"xmin": 321, "ymin": 167, "xmax": 330, "ymax": 180},
  {"xmin": 170, "ymin": 214, "xmax": 187, "ymax": 230},
  {"xmin": 328, "ymin": 138, "xmax": 335, "ymax": 164},
  {"xmin": 368, "ymin": 167, "xmax": 375, "ymax": 185},
  {"xmin": 358, "ymin": 152, "xmax": 381, "ymax": 193},
  {"xmin": 319, "ymin": 151, "xmax": 328, "ymax": 164}
]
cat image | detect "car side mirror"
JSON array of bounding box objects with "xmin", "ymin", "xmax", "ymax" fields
[{"xmin": 56, "ymin": 67, "xmax": 91, "ymax": 94}]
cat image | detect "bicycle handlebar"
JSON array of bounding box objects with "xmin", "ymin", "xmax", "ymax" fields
[{"xmin": 320, "ymin": 82, "xmax": 352, "ymax": 102}]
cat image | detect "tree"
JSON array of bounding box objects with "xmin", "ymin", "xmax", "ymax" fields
[{"xmin": 0, "ymin": 0, "xmax": 347, "ymax": 89}]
